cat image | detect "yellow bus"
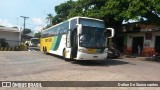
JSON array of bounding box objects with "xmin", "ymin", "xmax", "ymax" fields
[{"xmin": 40, "ymin": 17, "xmax": 114, "ymax": 60}]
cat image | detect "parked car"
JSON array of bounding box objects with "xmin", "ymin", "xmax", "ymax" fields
[
  {"xmin": 107, "ymin": 46, "xmax": 120, "ymax": 58},
  {"xmin": 149, "ymin": 52, "xmax": 160, "ymax": 61}
]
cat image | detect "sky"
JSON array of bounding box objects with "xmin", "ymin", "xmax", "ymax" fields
[{"xmin": 0, "ymin": 0, "xmax": 69, "ymax": 33}]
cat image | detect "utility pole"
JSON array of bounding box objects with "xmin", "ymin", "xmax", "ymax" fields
[
  {"xmin": 20, "ymin": 16, "xmax": 29, "ymax": 31},
  {"xmin": 20, "ymin": 16, "xmax": 29, "ymax": 42}
]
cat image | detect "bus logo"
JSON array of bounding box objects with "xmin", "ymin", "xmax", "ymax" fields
[{"xmin": 2, "ymin": 82, "xmax": 11, "ymax": 87}]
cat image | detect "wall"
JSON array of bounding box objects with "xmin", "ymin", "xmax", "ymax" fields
[
  {"xmin": 0, "ymin": 31, "xmax": 21, "ymax": 47},
  {"xmin": 127, "ymin": 32, "xmax": 160, "ymax": 48},
  {"xmin": 126, "ymin": 31, "xmax": 160, "ymax": 55}
]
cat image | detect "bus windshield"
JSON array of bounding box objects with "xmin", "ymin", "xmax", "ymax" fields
[
  {"xmin": 79, "ymin": 26, "xmax": 107, "ymax": 48},
  {"xmin": 31, "ymin": 38, "xmax": 39, "ymax": 44}
]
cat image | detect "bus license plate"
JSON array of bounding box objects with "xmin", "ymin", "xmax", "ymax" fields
[
  {"xmin": 93, "ymin": 56, "xmax": 98, "ymax": 58},
  {"xmin": 87, "ymin": 49, "xmax": 96, "ymax": 54}
]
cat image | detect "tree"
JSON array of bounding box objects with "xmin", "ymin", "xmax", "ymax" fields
[
  {"xmin": 44, "ymin": 0, "xmax": 76, "ymax": 29},
  {"xmin": 34, "ymin": 32, "xmax": 41, "ymax": 38},
  {"xmin": 52, "ymin": 0, "xmax": 76, "ymax": 25},
  {"xmin": 68, "ymin": 0, "xmax": 106, "ymax": 18},
  {"xmin": 68, "ymin": 0, "xmax": 160, "ymax": 33},
  {"xmin": 52, "ymin": 15, "xmax": 63, "ymax": 25},
  {"xmin": 100, "ymin": 0, "xmax": 160, "ymax": 25},
  {"xmin": 46, "ymin": 13, "xmax": 53, "ymax": 25},
  {"xmin": 23, "ymin": 28, "xmax": 31, "ymax": 34},
  {"xmin": 0, "ymin": 25, "xmax": 4, "ymax": 27},
  {"xmin": 55, "ymin": 0, "xmax": 76, "ymax": 19},
  {"xmin": 47, "ymin": 0, "xmax": 160, "ymax": 34}
]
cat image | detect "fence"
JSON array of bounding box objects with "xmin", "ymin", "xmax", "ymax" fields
[
  {"xmin": 0, "ymin": 39, "xmax": 28, "ymax": 51},
  {"xmin": 0, "ymin": 44, "xmax": 28, "ymax": 51}
]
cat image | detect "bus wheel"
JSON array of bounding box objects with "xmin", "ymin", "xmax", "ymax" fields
[
  {"xmin": 63, "ymin": 49, "xmax": 68, "ymax": 61},
  {"xmin": 44, "ymin": 47, "xmax": 48, "ymax": 54},
  {"xmin": 43, "ymin": 47, "xmax": 45, "ymax": 52}
]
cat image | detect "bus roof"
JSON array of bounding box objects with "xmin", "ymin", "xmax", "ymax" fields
[
  {"xmin": 68, "ymin": 16, "xmax": 104, "ymax": 22},
  {"xmin": 42, "ymin": 16, "xmax": 104, "ymax": 32},
  {"xmin": 31, "ymin": 38, "xmax": 39, "ymax": 39}
]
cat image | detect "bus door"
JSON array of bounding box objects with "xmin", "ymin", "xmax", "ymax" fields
[
  {"xmin": 71, "ymin": 29, "xmax": 78, "ymax": 58},
  {"xmin": 65, "ymin": 30, "xmax": 72, "ymax": 59}
]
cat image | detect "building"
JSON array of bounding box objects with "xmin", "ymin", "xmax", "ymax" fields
[
  {"xmin": 22, "ymin": 31, "xmax": 34, "ymax": 43},
  {"xmin": 0, "ymin": 27, "xmax": 21, "ymax": 47},
  {"xmin": 117, "ymin": 23, "xmax": 160, "ymax": 56}
]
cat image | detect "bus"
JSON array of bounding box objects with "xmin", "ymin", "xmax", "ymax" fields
[
  {"xmin": 30, "ymin": 38, "xmax": 40, "ymax": 47},
  {"xmin": 40, "ymin": 17, "xmax": 114, "ymax": 60}
]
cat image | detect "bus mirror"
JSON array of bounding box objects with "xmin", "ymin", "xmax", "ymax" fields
[
  {"xmin": 77, "ymin": 24, "xmax": 82, "ymax": 34},
  {"xmin": 104, "ymin": 28, "xmax": 114, "ymax": 38}
]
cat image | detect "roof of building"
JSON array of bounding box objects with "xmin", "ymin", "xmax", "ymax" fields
[
  {"xmin": 25, "ymin": 31, "xmax": 34, "ymax": 37},
  {"xmin": 0, "ymin": 27, "xmax": 20, "ymax": 32}
]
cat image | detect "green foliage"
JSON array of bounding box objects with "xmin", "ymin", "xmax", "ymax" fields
[
  {"xmin": 52, "ymin": 0, "xmax": 76, "ymax": 25},
  {"xmin": 55, "ymin": 0, "xmax": 76, "ymax": 17},
  {"xmin": 69, "ymin": 0, "xmax": 160, "ymax": 25},
  {"xmin": 34, "ymin": 32, "xmax": 41, "ymax": 38},
  {"xmin": 23, "ymin": 28, "xmax": 31, "ymax": 34},
  {"xmin": 43, "ymin": 24, "xmax": 52, "ymax": 30},
  {"xmin": 46, "ymin": 13, "xmax": 53, "ymax": 25},
  {"xmin": 68, "ymin": 0, "xmax": 106, "ymax": 18},
  {"xmin": 112, "ymin": 0, "xmax": 160, "ymax": 23},
  {"xmin": 46, "ymin": 0, "xmax": 160, "ymax": 29},
  {"xmin": 52, "ymin": 15, "xmax": 63, "ymax": 25}
]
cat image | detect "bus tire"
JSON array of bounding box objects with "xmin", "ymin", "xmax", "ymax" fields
[
  {"xmin": 63, "ymin": 49, "xmax": 69, "ymax": 61},
  {"xmin": 43, "ymin": 47, "xmax": 45, "ymax": 52},
  {"xmin": 44, "ymin": 47, "xmax": 48, "ymax": 54}
]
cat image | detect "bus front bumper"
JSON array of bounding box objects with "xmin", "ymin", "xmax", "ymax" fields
[{"xmin": 76, "ymin": 52, "xmax": 107, "ymax": 60}]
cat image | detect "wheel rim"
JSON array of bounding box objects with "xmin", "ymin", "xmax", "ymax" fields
[
  {"xmin": 44, "ymin": 47, "xmax": 47, "ymax": 54},
  {"xmin": 63, "ymin": 50, "xmax": 66, "ymax": 58}
]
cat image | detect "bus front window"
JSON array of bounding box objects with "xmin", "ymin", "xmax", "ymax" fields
[
  {"xmin": 79, "ymin": 26, "xmax": 107, "ymax": 48},
  {"xmin": 31, "ymin": 39, "xmax": 39, "ymax": 44}
]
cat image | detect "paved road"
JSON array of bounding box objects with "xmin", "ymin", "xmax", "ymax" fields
[
  {"xmin": 28, "ymin": 47, "xmax": 40, "ymax": 51},
  {"xmin": 0, "ymin": 51, "xmax": 160, "ymax": 90}
]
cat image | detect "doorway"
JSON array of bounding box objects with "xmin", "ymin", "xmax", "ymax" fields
[
  {"xmin": 116, "ymin": 36, "xmax": 124, "ymax": 52},
  {"xmin": 155, "ymin": 36, "xmax": 160, "ymax": 53},
  {"xmin": 71, "ymin": 29, "xmax": 78, "ymax": 58},
  {"xmin": 132, "ymin": 37, "xmax": 144, "ymax": 54}
]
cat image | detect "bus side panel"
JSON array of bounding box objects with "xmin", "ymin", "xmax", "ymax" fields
[
  {"xmin": 50, "ymin": 34, "xmax": 66, "ymax": 56},
  {"xmin": 40, "ymin": 36, "xmax": 54, "ymax": 53},
  {"xmin": 51, "ymin": 35, "xmax": 62, "ymax": 51}
]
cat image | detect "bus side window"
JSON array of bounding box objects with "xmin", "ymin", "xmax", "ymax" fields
[
  {"xmin": 46, "ymin": 30, "xmax": 49, "ymax": 37},
  {"xmin": 63, "ymin": 30, "xmax": 67, "ymax": 34},
  {"xmin": 66, "ymin": 30, "xmax": 71, "ymax": 47},
  {"xmin": 48, "ymin": 29, "xmax": 51, "ymax": 36},
  {"xmin": 55, "ymin": 26, "xmax": 59, "ymax": 36}
]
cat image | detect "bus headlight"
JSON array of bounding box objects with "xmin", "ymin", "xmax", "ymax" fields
[
  {"xmin": 108, "ymin": 51, "xmax": 113, "ymax": 54},
  {"xmin": 78, "ymin": 49, "xmax": 87, "ymax": 53},
  {"xmin": 104, "ymin": 50, "xmax": 108, "ymax": 53}
]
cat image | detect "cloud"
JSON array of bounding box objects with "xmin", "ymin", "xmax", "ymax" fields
[
  {"xmin": 32, "ymin": 18, "xmax": 43, "ymax": 25},
  {"xmin": 0, "ymin": 19, "xmax": 15, "ymax": 27},
  {"xmin": 31, "ymin": 18, "xmax": 47, "ymax": 33},
  {"xmin": 34, "ymin": 25, "xmax": 44, "ymax": 32}
]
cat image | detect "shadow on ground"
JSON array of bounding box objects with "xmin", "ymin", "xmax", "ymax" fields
[
  {"xmin": 70, "ymin": 59, "xmax": 131, "ymax": 66},
  {"xmin": 47, "ymin": 53, "xmax": 132, "ymax": 66},
  {"xmin": 144, "ymin": 57, "xmax": 160, "ymax": 63},
  {"xmin": 28, "ymin": 47, "xmax": 40, "ymax": 51}
]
